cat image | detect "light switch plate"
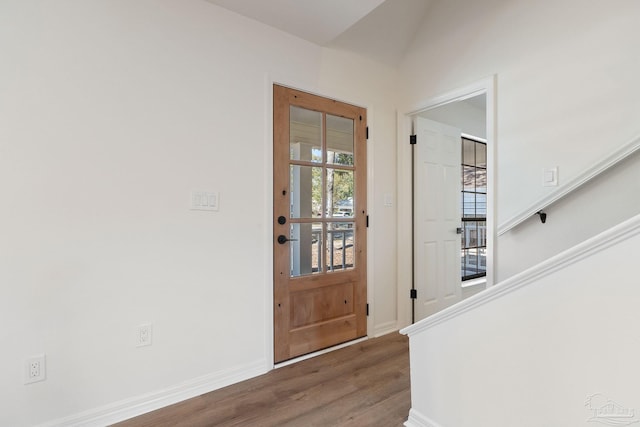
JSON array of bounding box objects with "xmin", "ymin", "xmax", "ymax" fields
[
  {"xmin": 190, "ymin": 191, "xmax": 219, "ymax": 211},
  {"xmin": 543, "ymin": 167, "xmax": 558, "ymax": 187}
]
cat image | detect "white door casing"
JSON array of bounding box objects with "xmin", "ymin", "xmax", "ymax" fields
[
  {"xmin": 396, "ymin": 76, "xmax": 496, "ymax": 329},
  {"xmin": 413, "ymin": 117, "xmax": 462, "ymax": 321}
]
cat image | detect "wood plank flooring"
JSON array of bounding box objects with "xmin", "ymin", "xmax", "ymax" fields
[{"xmin": 114, "ymin": 332, "xmax": 410, "ymax": 427}]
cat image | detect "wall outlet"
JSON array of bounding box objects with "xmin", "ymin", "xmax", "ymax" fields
[
  {"xmin": 137, "ymin": 323, "xmax": 153, "ymax": 347},
  {"xmin": 25, "ymin": 354, "xmax": 46, "ymax": 384}
]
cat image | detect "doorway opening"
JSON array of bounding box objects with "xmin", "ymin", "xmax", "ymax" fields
[{"xmin": 398, "ymin": 77, "xmax": 496, "ymax": 325}]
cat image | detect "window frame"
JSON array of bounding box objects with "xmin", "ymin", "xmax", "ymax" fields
[{"xmin": 461, "ymin": 136, "xmax": 487, "ymax": 282}]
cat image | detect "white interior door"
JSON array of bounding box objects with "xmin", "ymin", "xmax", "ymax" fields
[{"xmin": 413, "ymin": 116, "xmax": 462, "ymax": 321}]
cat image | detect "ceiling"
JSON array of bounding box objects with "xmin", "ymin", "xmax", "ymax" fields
[{"xmin": 204, "ymin": 0, "xmax": 433, "ymax": 65}]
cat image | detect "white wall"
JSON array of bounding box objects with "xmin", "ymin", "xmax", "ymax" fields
[
  {"xmin": 420, "ymin": 98, "xmax": 486, "ymax": 140},
  {"xmin": 403, "ymin": 214, "xmax": 640, "ymax": 427},
  {"xmin": 398, "ymin": 0, "xmax": 640, "ymax": 279},
  {"xmin": 499, "ymin": 150, "xmax": 640, "ymax": 279},
  {"xmin": 0, "ymin": 1, "xmax": 398, "ymax": 425},
  {"xmin": 315, "ymin": 48, "xmax": 400, "ymax": 336}
]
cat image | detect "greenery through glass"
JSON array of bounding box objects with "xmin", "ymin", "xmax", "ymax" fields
[{"xmin": 311, "ymin": 153, "xmax": 354, "ymax": 218}]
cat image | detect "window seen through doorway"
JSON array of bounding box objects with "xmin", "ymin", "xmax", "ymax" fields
[{"xmin": 461, "ymin": 137, "xmax": 487, "ymax": 281}]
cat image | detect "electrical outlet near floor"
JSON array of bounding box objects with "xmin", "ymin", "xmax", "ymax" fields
[
  {"xmin": 136, "ymin": 323, "xmax": 153, "ymax": 347},
  {"xmin": 25, "ymin": 354, "xmax": 46, "ymax": 384}
]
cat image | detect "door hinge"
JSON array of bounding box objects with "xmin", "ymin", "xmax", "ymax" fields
[
  {"xmin": 366, "ymin": 215, "xmax": 369, "ymax": 228},
  {"xmin": 410, "ymin": 134, "xmax": 417, "ymax": 145},
  {"xmin": 410, "ymin": 289, "xmax": 417, "ymax": 299},
  {"xmin": 366, "ymin": 126, "xmax": 369, "ymax": 140},
  {"xmin": 366, "ymin": 303, "xmax": 369, "ymax": 316}
]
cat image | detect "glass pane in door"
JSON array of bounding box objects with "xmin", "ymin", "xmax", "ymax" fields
[
  {"xmin": 290, "ymin": 106, "xmax": 322, "ymax": 162},
  {"xmin": 326, "ymin": 169, "xmax": 354, "ymax": 218},
  {"xmin": 290, "ymin": 165, "xmax": 322, "ymax": 218},
  {"xmin": 290, "ymin": 222, "xmax": 322, "ymax": 277},
  {"xmin": 327, "ymin": 114, "xmax": 354, "ymax": 166},
  {"xmin": 326, "ymin": 222, "xmax": 355, "ymax": 272}
]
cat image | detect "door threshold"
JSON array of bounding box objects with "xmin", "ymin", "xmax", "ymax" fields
[{"xmin": 274, "ymin": 336, "xmax": 369, "ymax": 369}]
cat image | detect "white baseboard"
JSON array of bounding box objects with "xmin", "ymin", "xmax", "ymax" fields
[
  {"xmin": 405, "ymin": 408, "xmax": 444, "ymax": 427},
  {"xmin": 38, "ymin": 359, "xmax": 269, "ymax": 427},
  {"xmin": 373, "ymin": 320, "xmax": 399, "ymax": 337}
]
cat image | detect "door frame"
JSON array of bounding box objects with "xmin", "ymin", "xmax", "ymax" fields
[
  {"xmin": 396, "ymin": 76, "xmax": 497, "ymax": 328},
  {"xmin": 264, "ymin": 75, "xmax": 374, "ymax": 367}
]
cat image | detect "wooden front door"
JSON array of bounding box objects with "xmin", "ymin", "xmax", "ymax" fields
[{"xmin": 273, "ymin": 85, "xmax": 367, "ymax": 363}]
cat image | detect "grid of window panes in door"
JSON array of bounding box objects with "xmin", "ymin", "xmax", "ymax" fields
[
  {"xmin": 288, "ymin": 106, "xmax": 356, "ymax": 277},
  {"xmin": 461, "ymin": 137, "xmax": 487, "ymax": 281}
]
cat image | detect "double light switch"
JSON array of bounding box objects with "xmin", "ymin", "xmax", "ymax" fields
[{"xmin": 191, "ymin": 191, "xmax": 219, "ymax": 211}]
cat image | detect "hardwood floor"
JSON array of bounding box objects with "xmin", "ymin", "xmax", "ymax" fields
[{"xmin": 114, "ymin": 332, "xmax": 410, "ymax": 427}]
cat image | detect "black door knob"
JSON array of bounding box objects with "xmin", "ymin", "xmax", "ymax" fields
[{"xmin": 277, "ymin": 235, "xmax": 289, "ymax": 244}]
